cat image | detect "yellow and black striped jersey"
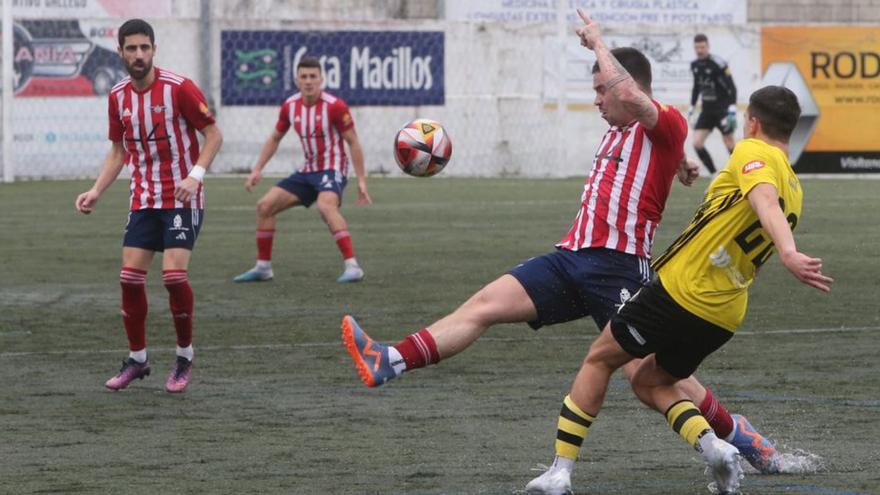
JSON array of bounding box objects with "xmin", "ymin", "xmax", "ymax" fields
[{"xmin": 652, "ymin": 138, "xmax": 802, "ymax": 331}]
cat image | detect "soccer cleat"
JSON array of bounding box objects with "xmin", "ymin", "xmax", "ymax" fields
[
  {"xmin": 703, "ymin": 437, "xmax": 744, "ymax": 495},
  {"xmin": 525, "ymin": 465, "xmax": 573, "ymax": 495},
  {"xmin": 730, "ymin": 414, "xmax": 781, "ymax": 474},
  {"xmin": 105, "ymin": 358, "xmax": 151, "ymax": 391},
  {"xmin": 336, "ymin": 266, "xmax": 364, "ymax": 283},
  {"xmin": 164, "ymin": 356, "xmax": 193, "ymax": 393},
  {"xmin": 341, "ymin": 315, "xmax": 395, "ymax": 387},
  {"xmin": 233, "ymin": 267, "xmax": 273, "ymax": 283}
]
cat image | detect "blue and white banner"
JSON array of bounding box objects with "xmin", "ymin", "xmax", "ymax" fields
[{"xmin": 221, "ymin": 30, "xmax": 445, "ymax": 106}]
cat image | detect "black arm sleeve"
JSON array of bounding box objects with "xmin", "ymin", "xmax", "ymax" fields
[
  {"xmin": 713, "ymin": 59, "xmax": 737, "ymax": 107},
  {"xmin": 690, "ymin": 62, "xmax": 699, "ymax": 106}
]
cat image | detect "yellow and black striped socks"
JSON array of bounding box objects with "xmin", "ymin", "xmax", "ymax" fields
[
  {"xmin": 554, "ymin": 395, "xmax": 597, "ymax": 460},
  {"xmin": 666, "ymin": 400, "xmax": 712, "ymax": 448}
]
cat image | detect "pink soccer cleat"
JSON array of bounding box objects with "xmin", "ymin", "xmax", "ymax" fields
[
  {"xmin": 105, "ymin": 358, "xmax": 151, "ymax": 391},
  {"xmin": 165, "ymin": 356, "xmax": 193, "ymax": 393}
]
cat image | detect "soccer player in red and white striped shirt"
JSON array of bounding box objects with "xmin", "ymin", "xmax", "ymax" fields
[
  {"xmin": 75, "ymin": 19, "xmax": 222, "ymax": 393},
  {"xmin": 343, "ymin": 16, "xmax": 779, "ymax": 486},
  {"xmin": 233, "ymin": 56, "xmax": 372, "ymax": 284}
]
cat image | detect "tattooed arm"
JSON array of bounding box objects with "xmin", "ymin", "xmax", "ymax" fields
[{"xmin": 575, "ymin": 8, "xmax": 659, "ymax": 129}]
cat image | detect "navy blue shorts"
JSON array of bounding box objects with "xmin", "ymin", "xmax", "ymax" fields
[
  {"xmin": 276, "ymin": 170, "xmax": 347, "ymax": 208},
  {"xmin": 123, "ymin": 208, "xmax": 204, "ymax": 252},
  {"xmin": 508, "ymin": 248, "xmax": 653, "ymax": 331}
]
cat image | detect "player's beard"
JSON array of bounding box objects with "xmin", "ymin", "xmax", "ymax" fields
[{"xmin": 126, "ymin": 59, "xmax": 153, "ymax": 81}]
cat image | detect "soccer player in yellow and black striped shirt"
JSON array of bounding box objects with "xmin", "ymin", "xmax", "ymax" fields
[{"xmin": 526, "ymin": 83, "xmax": 833, "ymax": 495}]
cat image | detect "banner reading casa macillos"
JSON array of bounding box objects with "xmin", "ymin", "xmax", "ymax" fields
[
  {"xmin": 763, "ymin": 26, "xmax": 880, "ymax": 173},
  {"xmin": 221, "ymin": 30, "xmax": 445, "ymax": 106}
]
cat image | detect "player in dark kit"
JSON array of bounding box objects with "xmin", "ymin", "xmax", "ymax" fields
[
  {"xmin": 75, "ymin": 19, "xmax": 223, "ymax": 393},
  {"xmin": 689, "ymin": 33, "xmax": 737, "ymax": 175}
]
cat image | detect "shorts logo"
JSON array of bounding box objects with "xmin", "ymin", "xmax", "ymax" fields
[
  {"xmin": 176, "ymin": 232, "xmax": 187, "ymax": 240},
  {"xmin": 619, "ymin": 288, "xmax": 631, "ymax": 304},
  {"xmin": 627, "ymin": 324, "xmax": 647, "ymax": 346},
  {"xmin": 321, "ymin": 173, "xmax": 334, "ymax": 189},
  {"xmin": 742, "ymin": 160, "xmax": 765, "ymax": 174},
  {"xmin": 169, "ymin": 214, "xmax": 190, "ymax": 232}
]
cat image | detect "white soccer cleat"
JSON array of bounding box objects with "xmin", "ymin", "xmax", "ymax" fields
[
  {"xmin": 703, "ymin": 437, "xmax": 744, "ymax": 495},
  {"xmin": 525, "ymin": 465, "xmax": 572, "ymax": 495},
  {"xmin": 233, "ymin": 267, "xmax": 273, "ymax": 283},
  {"xmin": 336, "ymin": 266, "xmax": 364, "ymax": 283}
]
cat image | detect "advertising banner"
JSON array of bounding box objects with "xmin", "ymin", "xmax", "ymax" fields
[
  {"xmin": 445, "ymin": 0, "xmax": 747, "ymax": 25},
  {"xmin": 221, "ymin": 31, "xmax": 445, "ymax": 106},
  {"xmin": 11, "ymin": 0, "xmax": 173, "ymax": 19},
  {"xmin": 543, "ymin": 26, "xmax": 759, "ymax": 107},
  {"xmin": 763, "ymin": 26, "xmax": 880, "ymax": 173},
  {"xmin": 11, "ymin": 19, "xmax": 126, "ymax": 97}
]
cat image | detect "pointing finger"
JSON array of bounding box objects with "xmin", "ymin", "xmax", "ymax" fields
[{"xmin": 577, "ymin": 8, "xmax": 591, "ymax": 24}]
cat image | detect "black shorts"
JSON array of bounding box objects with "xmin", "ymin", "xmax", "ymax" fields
[
  {"xmin": 610, "ymin": 278, "xmax": 733, "ymax": 378},
  {"xmin": 695, "ymin": 105, "xmax": 734, "ymax": 134}
]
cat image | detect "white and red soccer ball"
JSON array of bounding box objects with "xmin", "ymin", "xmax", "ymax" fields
[{"xmin": 394, "ymin": 118, "xmax": 452, "ymax": 177}]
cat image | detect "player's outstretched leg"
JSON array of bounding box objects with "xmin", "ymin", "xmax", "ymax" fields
[
  {"xmin": 730, "ymin": 414, "xmax": 781, "ymax": 473},
  {"xmin": 165, "ymin": 356, "xmax": 194, "ymax": 393},
  {"xmin": 341, "ymin": 315, "xmax": 398, "ymax": 387},
  {"xmin": 105, "ymin": 358, "xmax": 151, "ymax": 391}
]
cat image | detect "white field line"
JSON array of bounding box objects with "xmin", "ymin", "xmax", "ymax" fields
[{"xmin": 0, "ymin": 325, "xmax": 877, "ymax": 358}]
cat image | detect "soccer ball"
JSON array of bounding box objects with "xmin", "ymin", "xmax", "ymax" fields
[{"xmin": 394, "ymin": 118, "xmax": 452, "ymax": 177}]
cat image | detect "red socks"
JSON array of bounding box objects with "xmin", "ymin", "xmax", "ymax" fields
[
  {"xmin": 120, "ymin": 267, "xmax": 148, "ymax": 351},
  {"xmin": 257, "ymin": 229, "xmax": 275, "ymax": 261},
  {"xmin": 332, "ymin": 229, "xmax": 355, "ymax": 260},
  {"xmin": 699, "ymin": 387, "xmax": 735, "ymax": 439},
  {"xmin": 163, "ymin": 270, "xmax": 194, "ymax": 348},
  {"xmin": 394, "ymin": 329, "xmax": 440, "ymax": 370}
]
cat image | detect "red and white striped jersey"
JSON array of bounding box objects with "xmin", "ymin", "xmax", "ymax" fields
[
  {"xmin": 108, "ymin": 67, "xmax": 215, "ymax": 210},
  {"xmin": 557, "ymin": 101, "xmax": 687, "ymax": 257},
  {"xmin": 276, "ymin": 91, "xmax": 355, "ymax": 175}
]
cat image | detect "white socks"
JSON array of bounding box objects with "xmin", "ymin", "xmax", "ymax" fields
[
  {"xmin": 344, "ymin": 257, "xmax": 360, "ymax": 270},
  {"xmin": 697, "ymin": 430, "xmax": 721, "ymax": 453},
  {"xmin": 551, "ymin": 455, "xmax": 574, "ymax": 473},
  {"xmin": 388, "ymin": 346, "xmax": 406, "ymax": 376},
  {"xmin": 177, "ymin": 345, "xmax": 194, "ymax": 361},
  {"xmin": 256, "ymin": 260, "xmax": 272, "ymax": 271},
  {"xmin": 129, "ymin": 349, "xmax": 147, "ymax": 363}
]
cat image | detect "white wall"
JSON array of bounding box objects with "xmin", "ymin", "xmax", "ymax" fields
[{"xmin": 5, "ymin": 1, "xmax": 757, "ymax": 179}]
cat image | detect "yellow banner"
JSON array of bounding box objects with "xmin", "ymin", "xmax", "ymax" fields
[{"xmin": 762, "ymin": 27, "xmax": 880, "ymax": 152}]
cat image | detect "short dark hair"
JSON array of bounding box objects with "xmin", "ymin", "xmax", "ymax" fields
[
  {"xmin": 118, "ymin": 19, "xmax": 154, "ymax": 47},
  {"xmin": 297, "ymin": 56, "xmax": 321, "ymax": 72},
  {"xmin": 748, "ymin": 86, "xmax": 801, "ymax": 142},
  {"xmin": 694, "ymin": 33, "xmax": 708, "ymax": 43},
  {"xmin": 591, "ymin": 47, "xmax": 652, "ymax": 90}
]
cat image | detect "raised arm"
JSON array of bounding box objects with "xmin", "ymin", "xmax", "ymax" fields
[
  {"xmin": 747, "ymin": 183, "xmax": 833, "ymax": 292},
  {"xmin": 575, "ymin": 8, "xmax": 658, "ymax": 129}
]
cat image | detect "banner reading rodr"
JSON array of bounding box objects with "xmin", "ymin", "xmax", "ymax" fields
[{"xmin": 762, "ymin": 26, "xmax": 880, "ymax": 173}]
